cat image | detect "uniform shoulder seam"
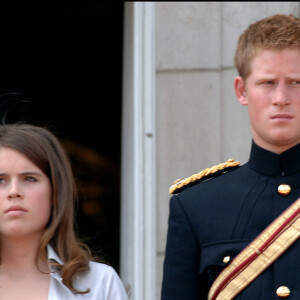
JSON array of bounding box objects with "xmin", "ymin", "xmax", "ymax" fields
[{"xmin": 169, "ymin": 159, "xmax": 240, "ymax": 194}]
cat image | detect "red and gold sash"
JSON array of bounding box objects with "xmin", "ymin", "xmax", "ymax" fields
[{"xmin": 208, "ymin": 197, "xmax": 300, "ymax": 300}]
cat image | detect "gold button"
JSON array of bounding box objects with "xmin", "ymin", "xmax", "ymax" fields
[
  {"xmin": 278, "ymin": 184, "xmax": 291, "ymax": 196},
  {"xmin": 276, "ymin": 286, "xmax": 290, "ymax": 298},
  {"xmin": 223, "ymin": 256, "xmax": 230, "ymax": 264}
]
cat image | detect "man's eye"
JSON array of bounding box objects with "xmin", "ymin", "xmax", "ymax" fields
[
  {"xmin": 263, "ymin": 81, "xmax": 274, "ymax": 85},
  {"xmin": 0, "ymin": 178, "xmax": 5, "ymax": 184}
]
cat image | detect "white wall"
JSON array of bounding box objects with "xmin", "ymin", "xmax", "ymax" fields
[{"xmin": 155, "ymin": 2, "xmax": 300, "ymax": 299}]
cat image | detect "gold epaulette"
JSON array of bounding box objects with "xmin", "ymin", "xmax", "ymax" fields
[{"xmin": 169, "ymin": 159, "xmax": 240, "ymax": 194}]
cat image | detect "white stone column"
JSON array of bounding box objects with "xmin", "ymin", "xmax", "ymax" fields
[{"xmin": 120, "ymin": 2, "xmax": 156, "ymax": 300}]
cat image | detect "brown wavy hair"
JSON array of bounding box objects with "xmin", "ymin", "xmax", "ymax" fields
[
  {"xmin": 234, "ymin": 14, "xmax": 300, "ymax": 80},
  {"xmin": 0, "ymin": 123, "xmax": 91, "ymax": 294}
]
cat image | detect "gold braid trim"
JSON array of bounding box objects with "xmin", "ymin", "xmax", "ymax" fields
[
  {"xmin": 208, "ymin": 197, "xmax": 300, "ymax": 300},
  {"xmin": 169, "ymin": 159, "xmax": 240, "ymax": 194}
]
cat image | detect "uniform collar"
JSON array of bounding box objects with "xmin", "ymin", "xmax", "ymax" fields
[{"xmin": 249, "ymin": 141, "xmax": 300, "ymax": 176}]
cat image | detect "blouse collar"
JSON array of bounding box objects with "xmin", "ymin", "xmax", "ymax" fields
[{"xmin": 47, "ymin": 244, "xmax": 64, "ymax": 265}]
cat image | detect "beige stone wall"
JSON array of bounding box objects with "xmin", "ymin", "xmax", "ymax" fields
[{"xmin": 155, "ymin": 2, "xmax": 300, "ymax": 299}]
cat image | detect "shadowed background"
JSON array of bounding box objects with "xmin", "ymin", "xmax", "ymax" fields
[{"xmin": 0, "ymin": 1, "xmax": 124, "ymax": 272}]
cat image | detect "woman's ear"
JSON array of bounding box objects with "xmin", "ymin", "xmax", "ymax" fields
[{"xmin": 234, "ymin": 76, "xmax": 248, "ymax": 106}]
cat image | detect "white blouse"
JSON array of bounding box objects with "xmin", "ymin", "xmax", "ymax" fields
[{"xmin": 47, "ymin": 245, "xmax": 129, "ymax": 300}]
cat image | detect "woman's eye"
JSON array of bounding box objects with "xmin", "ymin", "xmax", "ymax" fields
[
  {"xmin": 0, "ymin": 178, "xmax": 5, "ymax": 184},
  {"xmin": 25, "ymin": 176, "xmax": 37, "ymax": 182}
]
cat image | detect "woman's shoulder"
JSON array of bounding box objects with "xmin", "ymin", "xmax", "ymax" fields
[
  {"xmin": 47, "ymin": 245, "xmax": 128, "ymax": 299},
  {"xmin": 74, "ymin": 261, "xmax": 119, "ymax": 283},
  {"xmin": 75, "ymin": 262, "xmax": 129, "ymax": 299},
  {"xmin": 88, "ymin": 261, "xmax": 118, "ymax": 277}
]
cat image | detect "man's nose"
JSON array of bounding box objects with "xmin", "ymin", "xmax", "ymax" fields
[{"xmin": 272, "ymin": 83, "xmax": 291, "ymax": 106}]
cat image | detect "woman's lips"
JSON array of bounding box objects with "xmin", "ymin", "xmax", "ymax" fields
[{"xmin": 5, "ymin": 206, "xmax": 27, "ymax": 216}]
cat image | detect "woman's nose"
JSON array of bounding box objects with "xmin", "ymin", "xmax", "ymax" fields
[{"xmin": 7, "ymin": 182, "xmax": 23, "ymax": 200}]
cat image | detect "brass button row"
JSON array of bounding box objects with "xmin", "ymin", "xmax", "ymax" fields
[{"xmin": 277, "ymin": 186, "xmax": 291, "ymax": 297}]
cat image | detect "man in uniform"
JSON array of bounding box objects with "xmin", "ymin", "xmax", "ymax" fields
[{"xmin": 161, "ymin": 14, "xmax": 300, "ymax": 299}]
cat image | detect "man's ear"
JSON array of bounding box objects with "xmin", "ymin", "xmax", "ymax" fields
[{"xmin": 234, "ymin": 76, "xmax": 248, "ymax": 106}]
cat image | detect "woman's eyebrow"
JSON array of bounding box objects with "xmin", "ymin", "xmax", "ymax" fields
[{"xmin": 20, "ymin": 171, "xmax": 43, "ymax": 176}]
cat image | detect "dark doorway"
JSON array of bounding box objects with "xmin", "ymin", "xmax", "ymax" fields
[{"xmin": 0, "ymin": 2, "xmax": 124, "ymax": 272}]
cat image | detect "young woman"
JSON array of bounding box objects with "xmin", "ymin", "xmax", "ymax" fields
[{"xmin": 0, "ymin": 123, "xmax": 128, "ymax": 299}]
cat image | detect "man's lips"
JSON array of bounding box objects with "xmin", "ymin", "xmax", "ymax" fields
[{"xmin": 270, "ymin": 113, "xmax": 294, "ymax": 120}]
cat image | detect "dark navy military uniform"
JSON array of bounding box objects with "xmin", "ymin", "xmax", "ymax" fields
[{"xmin": 161, "ymin": 141, "xmax": 300, "ymax": 299}]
